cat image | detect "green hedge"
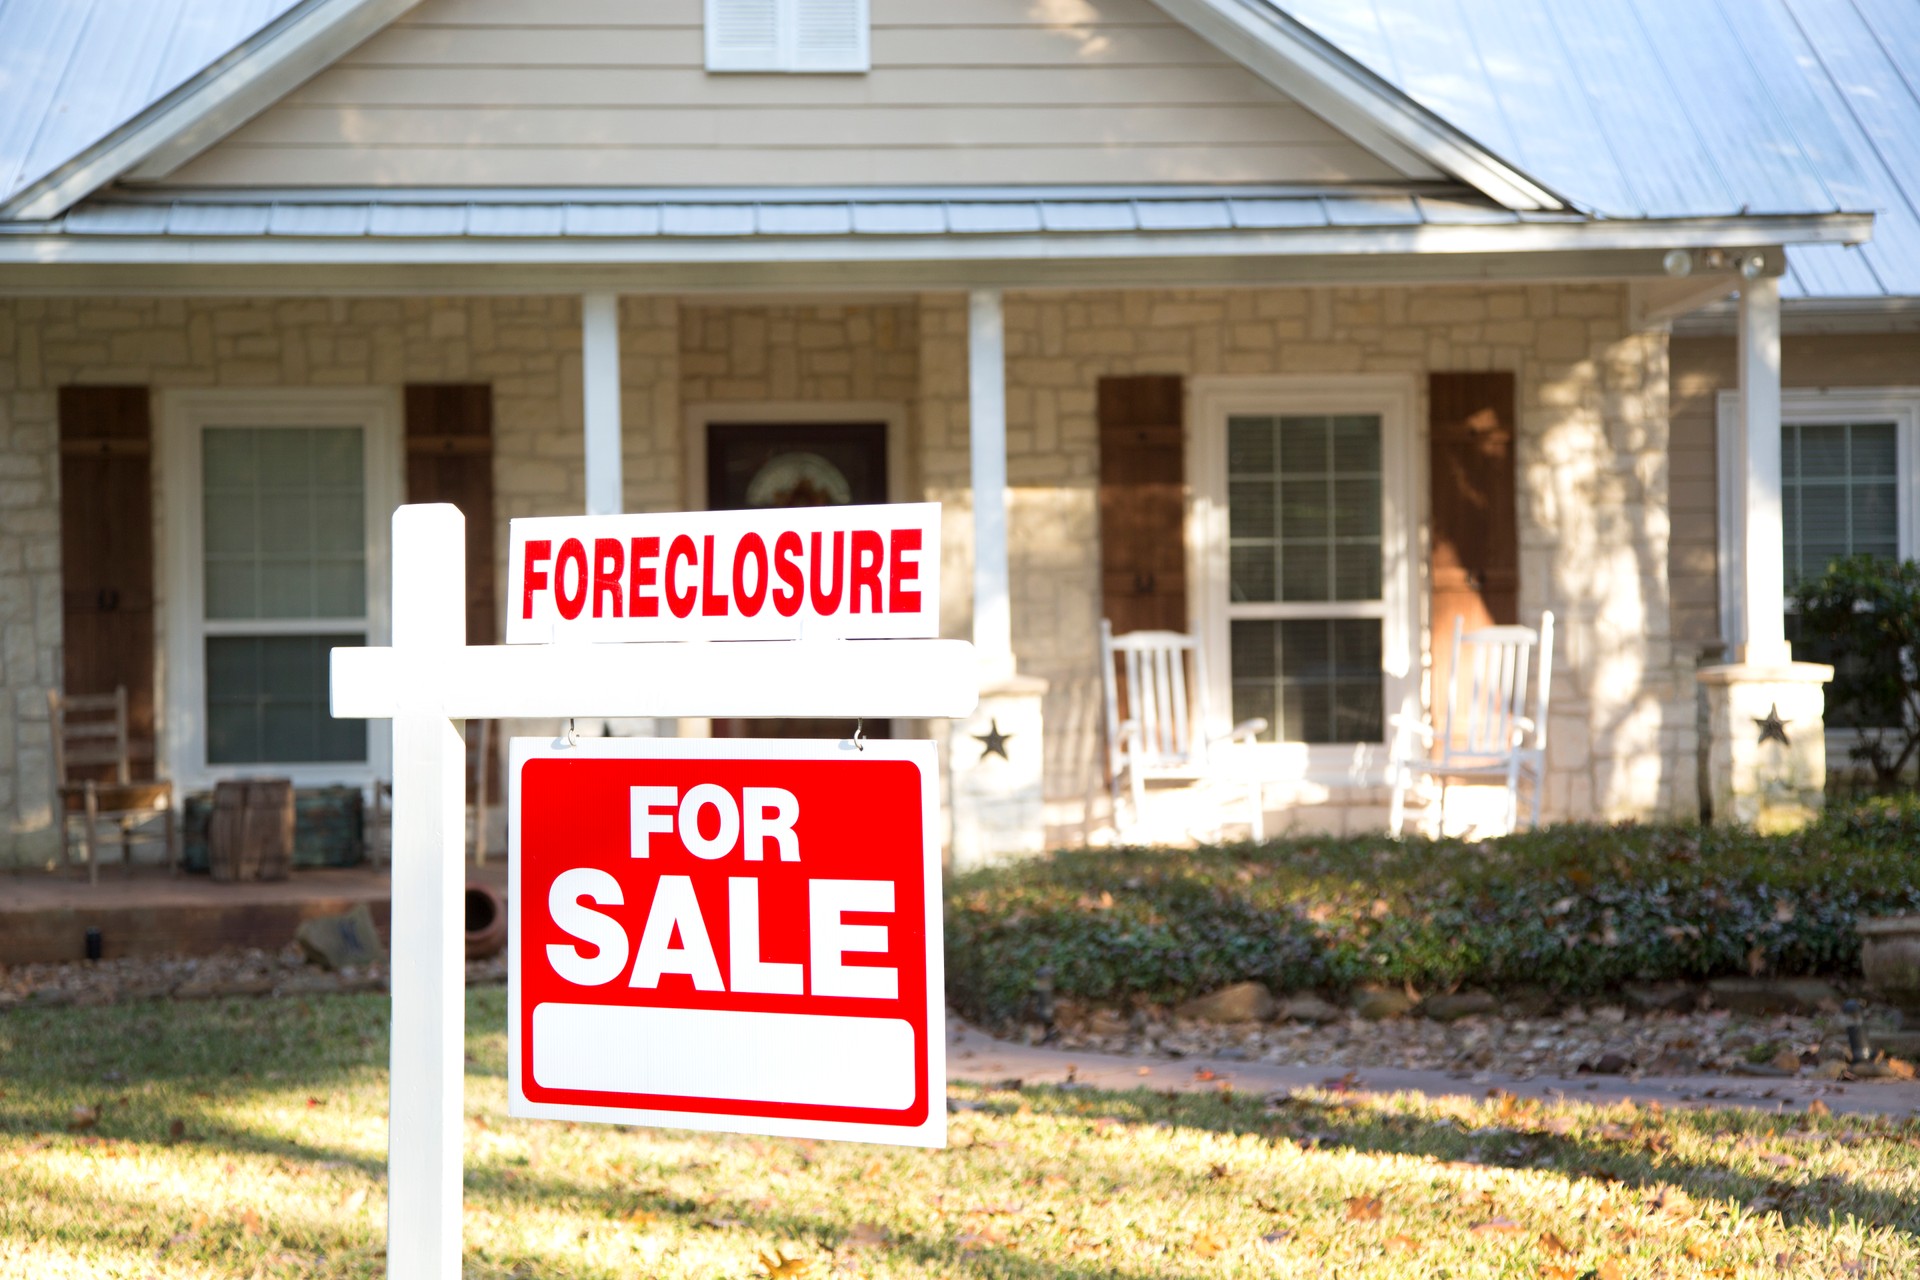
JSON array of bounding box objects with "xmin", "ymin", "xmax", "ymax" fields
[{"xmin": 943, "ymin": 801, "xmax": 1920, "ymax": 1025}]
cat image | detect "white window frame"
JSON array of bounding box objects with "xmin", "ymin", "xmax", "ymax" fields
[
  {"xmin": 705, "ymin": 0, "xmax": 871, "ymax": 73},
  {"xmin": 1189, "ymin": 375, "xmax": 1421, "ymax": 786},
  {"xmin": 1716, "ymin": 387, "xmax": 1920, "ymax": 645},
  {"xmin": 159, "ymin": 389, "xmax": 401, "ymax": 792}
]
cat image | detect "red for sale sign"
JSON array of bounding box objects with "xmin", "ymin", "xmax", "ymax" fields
[{"xmin": 507, "ymin": 736, "xmax": 944, "ymax": 1147}]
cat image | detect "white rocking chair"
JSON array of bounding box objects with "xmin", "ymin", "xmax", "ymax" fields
[
  {"xmin": 1099, "ymin": 620, "xmax": 1268, "ymax": 843},
  {"xmin": 1388, "ymin": 611, "xmax": 1554, "ymax": 838}
]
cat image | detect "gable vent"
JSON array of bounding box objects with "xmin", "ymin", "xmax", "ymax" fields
[{"xmin": 707, "ymin": 0, "xmax": 868, "ymax": 73}]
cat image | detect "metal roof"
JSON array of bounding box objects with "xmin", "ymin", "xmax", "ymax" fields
[
  {"xmin": 0, "ymin": 0, "xmax": 302, "ymax": 206},
  {"xmin": 20, "ymin": 185, "xmax": 1545, "ymax": 240},
  {"xmin": 1271, "ymin": 0, "xmax": 1920, "ymax": 300}
]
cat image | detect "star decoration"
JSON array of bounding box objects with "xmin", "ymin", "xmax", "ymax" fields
[
  {"xmin": 974, "ymin": 718, "xmax": 1013, "ymax": 761},
  {"xmin": 1755, "ymin": 703, "xmax": 1791, "ymax": 747}
]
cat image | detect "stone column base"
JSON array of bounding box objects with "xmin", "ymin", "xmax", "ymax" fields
[
  {"xmin": 947, "ymin": 673, "xmax": 1048, "ymax": 873},
  {"xmin": 1696, "ymin": 660, "xmax": 1833, "ymax": 832}
]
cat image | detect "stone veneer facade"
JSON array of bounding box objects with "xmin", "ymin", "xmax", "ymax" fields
[{"xmin": 0, "ymin": 284, "xmax": 1689, "ymax": 860}]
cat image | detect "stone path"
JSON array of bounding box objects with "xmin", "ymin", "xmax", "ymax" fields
[{"xmin": 946, "ymin": 1022, "xmax": 1920, "ymax": 1118}]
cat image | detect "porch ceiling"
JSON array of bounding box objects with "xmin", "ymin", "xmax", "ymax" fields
[{"xmin": 0, "ymin": 184, "xmax": 1869, "ymax": 296}]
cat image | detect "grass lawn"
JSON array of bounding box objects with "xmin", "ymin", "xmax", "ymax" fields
[{"xmin": 4, "ymin": 991, "xmax": 1920, "ymax": 1278}]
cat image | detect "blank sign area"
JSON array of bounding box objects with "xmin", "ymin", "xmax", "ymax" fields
[{"xmin": 531, "ymin": 1003, "xmax": 918, "ymax": 1111}]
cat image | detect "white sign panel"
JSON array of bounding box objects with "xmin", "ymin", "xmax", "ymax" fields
[
  {"xmin": 507, "ymin": 503, "xmax": 940, "ymax": 644},
  {"xmin": 507, "ymin": 735, "xmax": 945, "ymax": 1147}
]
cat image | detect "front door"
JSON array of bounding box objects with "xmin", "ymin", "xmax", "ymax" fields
[{"xmin": 706, "ymin": 421, "xmax": 892, "ymax": 740}]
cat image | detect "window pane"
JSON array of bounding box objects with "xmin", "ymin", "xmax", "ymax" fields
[
  {"xmin": 1230, "ymin": 544, "xmax": 1274, "ymax": 603},
  {"xmin": 1229, "ymin": 618, "xmax": 1384, "ymax": 744},
  {"xmin": 1278, "ymin": 416, "xmax": 1329, "ymax": 473},
  {"xmin": 1781, "ymin": 421, "xmax": 1902, "ymax": 588},
  {"xmin": 1229, "ymin": 481, "xmax": 1275, "ymax": 539},
  {"xmin": 206, "ymin": 634, "xmax": 367, "ymax": 764},
  {"xmin": 1280, "ymin": 546, "xmax": 1331, "ymax": 601},
  {"xmin": 203, "ymin": 426, "xmax": 365, "ymax": 621},
  {"xmin": 1227, "ymin": 416, "xmax": 1275, "ymax": 472}
]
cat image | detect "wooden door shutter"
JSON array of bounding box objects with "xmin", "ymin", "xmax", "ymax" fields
[
  {"xmin": 403, "ymin": 385, "xmax": 496, "ymax": 645},
  {"xmin": 1098, "ymin": 375, "xmax": 1187, "ymax": 636},
  {"xmin": 58, "ymin": 387, "xmax": 156, "ymax": 778},
  {"xmin": 1428, "ymin": 372, "xmax": 1519, "ymax": 710}
]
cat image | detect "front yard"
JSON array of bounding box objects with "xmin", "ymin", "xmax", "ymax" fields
[{"xmin": 4, "ymin": 989, "xmax": 1920, "ymax": 1278}]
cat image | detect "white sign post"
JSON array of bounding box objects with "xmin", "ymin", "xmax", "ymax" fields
[{"xmin": 331, "ymin": 503, "xmax": 977, "ymax": 1280}]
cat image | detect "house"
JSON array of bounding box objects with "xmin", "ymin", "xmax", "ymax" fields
[{"xmin": 0, "ymin": 0, "xmax": 1898, "ymax": 867}]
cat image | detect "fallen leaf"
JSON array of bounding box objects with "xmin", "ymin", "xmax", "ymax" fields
[
  {"xmin": 1806, "ymin": 1099, "xmax": 1832, "ymax": 1118},
  {"xmin": 1385, "ymin": 1233, "xmax": 1421, "ymax": 1253},
  {"xmin": 1887, "ymin": 1058, "xmax": 1916, "ymax": 1081},
  {"xmin": 67, "ymin": 1104, "xmax": 100, "ymax": 1132},
  {"xmin": 1206, "ymin": 1162, "xmax": 1232, "ymax": 1181},
  {"xmin": 189, "ymin": 1211, "xmax": 210, "ymax": 1232},
  {"xmin": 956, "ymin": 1227, "xmax": 1005, "ymax": 1252},
  {"xmin": 620, "ymin": 1206, "xmax": 656, "ymax": 1227},
  {"xmin": 241, "ymin": 1208, "xmax": 264, "ymax": 1237},
  {"xmin": 842, "ymin": 1222, "xmax": 888, "ymax": 1250},
  {"xmin": 1471, "ymin": 1217, "xmax": 1523, "ymax": 1235},
  {"xmin": 306, "ymin": 1096, "xmax": 324, "ymax": 1108},
  {"xmin": 1539, "ymin": 1231, "xmax": 1573, "ymax": 1256},
  {"xmin": 1345, "ymin": 1195, "xmax": 1384, "ymax": 1221},
  {"xmin": 758, "ymin": 1248, "xmax": 816, "ymax": 1278},
  {"xmin": 1193, "ymin": 1068, "xmax": 1218, "ymax": 1082},
  {"xmin": 1540, "ymin": 1267, "xmax": 1577, "ymax": 1280},
  {"xmin": 1683, "ymin": 1239, "xmax": 1718, "ymax": 1261},
  {"xmin": 1191, "ymin": 1228, "xmax": 1228, "ymax": 1258},
  {"xmin": 1595, "ymin": 1259, "xmax": 1625, "ymax": 1280}
]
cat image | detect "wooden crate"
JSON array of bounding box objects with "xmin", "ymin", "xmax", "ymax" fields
[{"xmin": 207, "ymin": 779, "xmax": 294, "ymax": 882}]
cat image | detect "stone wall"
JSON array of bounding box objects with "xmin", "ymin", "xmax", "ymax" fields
[
  {"xmin": 0, "ymin": 285, "xmax": 1693, "ymax": 859},
  {"xmin": 0, "ymin": 295, "xmax": 680, "ymax": 862}
]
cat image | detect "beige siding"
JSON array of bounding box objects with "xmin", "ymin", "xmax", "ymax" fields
[
  {"xmin": 160, "ymin": 0, "xmax": 1399, "ymax": 188},
  {"xmin": 1669, "ymin": 332, "xmax": 1920, "ymax": 656}
]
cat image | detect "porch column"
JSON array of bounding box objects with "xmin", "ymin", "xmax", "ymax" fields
[
  {"xmin": 582, "ymin": 293, "xmax": 622, "ymax": 516},
  {"xmin": 1735, "ymin": 274, "xmax": 1788, "ymax": 665},
  {"xmin": 968, "ymin": 289, "xmax": 1013, "ymax": 682},
  {"xmin": 948, "ymin": 288, "xmax": 1047, "ymax": 870},
  {"xmin": 1696, "ymin": 266, "xmax": 1832, "ymax": 831}
]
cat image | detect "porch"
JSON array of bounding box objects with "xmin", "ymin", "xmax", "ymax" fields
[{"xmin": 0, "ymin": 260, "xmax": 1825, "ymax": 863}]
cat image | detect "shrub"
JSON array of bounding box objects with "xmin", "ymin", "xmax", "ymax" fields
[
  {"xmin": 1791, "ymin": 554, "xmax": 1920, "ymax": 790},
  {"xmin": 943, "ymin": 801, "xmax": 1920, "ymax": 1025}
]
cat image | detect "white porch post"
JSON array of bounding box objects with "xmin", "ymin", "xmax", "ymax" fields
[
  {"xmin": 582, "ymin": 293, "xmax": 622, "ymax": 516},
  {"xmin": 968, "ymin": 289, "xmax": 1013, "ymax": 682},
  {"xmin": 1737, "ymin": 274, "xmax": 1789, "ymax": 665},
  {"xmin": 948, "ymin": 288, "xmax": 1047, "ymax": 869},
  {"xmin": 385, "ymin": 505, "xmax": 467, "ymax": 1279},
  {"xmin": 1697, "ymin": 265, "xmax": 1832, "ymax": 831}
]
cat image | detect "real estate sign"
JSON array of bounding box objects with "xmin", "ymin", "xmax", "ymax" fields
[
  {"xmin": 507, "ymin": 735, "xmax": 946, "ymax": 1148},
  {"xmin": 507, "ymin": 502, "xmax": 941, "ymax": 643}
]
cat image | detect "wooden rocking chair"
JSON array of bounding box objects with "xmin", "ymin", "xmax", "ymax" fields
[
  {"xmin": 48, "ymin": 685, "xmax": 177, "ymax": 883},
  {"xmin": 1388, "ymin": 612, "xmax": 1554, "ymax": 838}
]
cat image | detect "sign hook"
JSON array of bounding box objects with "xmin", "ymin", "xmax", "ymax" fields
[{"xmin": 852, "ymin": 718, "xmax": 866, "ymax": 751}]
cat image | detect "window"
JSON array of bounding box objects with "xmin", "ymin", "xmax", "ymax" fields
[
  {"xmin": 1194, "ymin": 378, "xmax": 1417, "ymax": 765},
  {"xmin": 1716, "ymin": 389, "xmax": 1920, "ymax": 646},
  {"xmin": 1781, "ymin": 420, "xmax": 1900, "ymax": 588},
  {"xmin": 706, "ymin": 0, "xmax": 869, "ymax": 72},
  {"xmin": 1226, "ymin": 414, "xmax": 1386, "ymax": 742},
  {"xmin": 202, "ymin": 427, "xmax": 368, "ymax": 764},
  {"xmin": 162, "ymin": 391, "xmax": 399, "ymax": 787}
]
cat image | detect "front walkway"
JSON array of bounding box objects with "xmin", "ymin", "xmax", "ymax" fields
[{"xmin": 947, "ymin": 1022, "xmax": 1920, "ymax": 1119}]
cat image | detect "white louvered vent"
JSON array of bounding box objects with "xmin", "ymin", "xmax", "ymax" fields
[
  {"xmin": 706, "ymin": 0, "xmax": 780, "ymax": 70},
  {"xmin": 706, "ymin": 0, "xmax": 868, "ymax": 73},
  {"xmin": 793, "ymin": 0, "xmax": 868, "ymax": 71}
]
